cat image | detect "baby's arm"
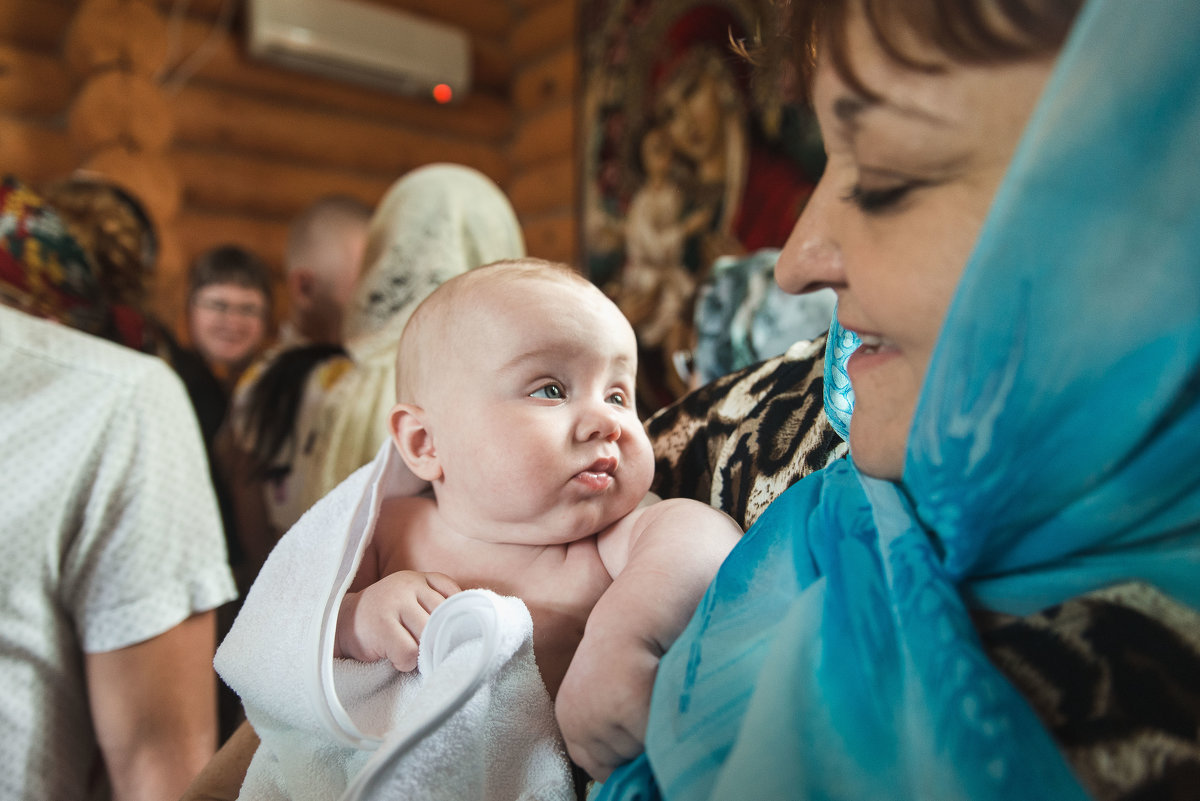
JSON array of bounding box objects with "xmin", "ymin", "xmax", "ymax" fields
[
  {"xmin": 556, "ymin": 498, "xmax": 741, "ymax": 780},
  {"xmin": 335, "ymin": 570, "xmax": 461, "ymax": 671}
]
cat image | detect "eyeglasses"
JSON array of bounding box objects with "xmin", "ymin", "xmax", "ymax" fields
[{"xmin": 193, "ymin": 297, "xmax": 266, "ymax": 320}]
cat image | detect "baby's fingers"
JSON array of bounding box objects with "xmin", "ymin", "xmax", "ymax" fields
[
  {"xmin": 422, "ymin": 571, "xmax": 462, "ymax": 600},
  {"xmin": 381, "ymin": 618, "xmax": 422, "ymax": 672}
]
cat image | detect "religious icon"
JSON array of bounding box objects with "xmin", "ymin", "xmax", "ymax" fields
[{"xmin": 581, "ymin": 0, "xmax": 823, "ymax": 409}]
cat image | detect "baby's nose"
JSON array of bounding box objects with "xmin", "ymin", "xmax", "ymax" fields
[{"xmin": 578, "ymin": 401, "xmax": 621, "ymax": 442}]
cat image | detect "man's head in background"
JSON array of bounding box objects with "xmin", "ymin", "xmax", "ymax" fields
[{"xmin": 284, "ymin": 195, "xmax": 372, "ymax": 345}]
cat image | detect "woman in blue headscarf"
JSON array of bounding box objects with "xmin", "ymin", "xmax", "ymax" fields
[{"xmin": 595, "ymin": 0, "xmax": 1200, "ymax": 798}]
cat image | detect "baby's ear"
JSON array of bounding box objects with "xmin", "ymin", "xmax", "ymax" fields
[{"xmin": 389, "ymin": 403, "xmax": 441, "ymax": 481}]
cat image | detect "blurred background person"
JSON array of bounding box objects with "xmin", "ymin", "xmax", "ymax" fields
[
  {"xmin": 217, "ymin": 195, "xmax": 372, "ymax": 589},
  {"xmin": 0, "ymin": 175, "xmax": 236, "ymax": 801},
  {"xmin": 184, "ymin": 244, "xmax": 273, "ymax": 409},
  {"xmin": 275, "ymin": 194, "xmax": 372, "ymax": 350}
]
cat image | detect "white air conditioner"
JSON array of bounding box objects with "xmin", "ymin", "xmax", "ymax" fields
[{"xmin": 246, "ymin": 0, "xmax": 471, "ymax": 101}]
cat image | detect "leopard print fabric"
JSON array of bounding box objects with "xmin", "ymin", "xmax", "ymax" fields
[
  {"xmin": 975, "ymin": 582, "xmax": 1200, "ymax": 801},
  {"xmin": 645, "ymin": 336, "xmax": 847, "ymax": 531}
]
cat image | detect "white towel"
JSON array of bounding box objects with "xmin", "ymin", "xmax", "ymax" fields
[{"xmin": 215, "ymin": 442, "xmax": 575, "ymax": 801}]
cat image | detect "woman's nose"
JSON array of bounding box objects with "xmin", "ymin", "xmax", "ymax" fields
[{"xmin": 775, "ymin": 177, "xmax": 845, "ymax": 296}]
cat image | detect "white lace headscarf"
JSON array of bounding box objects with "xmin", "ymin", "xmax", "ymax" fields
[{"xmin": 299, "ymin": 164, "xmax": 525, "ymax": 506}]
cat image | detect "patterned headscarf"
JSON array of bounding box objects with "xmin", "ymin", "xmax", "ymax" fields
[
  {"xmin": 0, "ymin": 176, "xmax": 108, "ymax": 336},
  {"xmin": 599, "ymin": 0, "xmax": 1200, "ymax": 798}
]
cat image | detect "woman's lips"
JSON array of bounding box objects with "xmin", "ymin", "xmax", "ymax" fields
[{"xmin": 846, "ymin": 332, "xmax": 898, "ymax": 377}]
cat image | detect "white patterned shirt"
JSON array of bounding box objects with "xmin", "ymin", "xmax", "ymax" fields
[{"xmin": 0, "ymin": 307, "xmax": 237, "ymax": 800}]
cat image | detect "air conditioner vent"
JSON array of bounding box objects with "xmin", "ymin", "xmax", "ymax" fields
[{"xmin": 247, "ymin": 0, "xmax": 471, "ymax": 101}]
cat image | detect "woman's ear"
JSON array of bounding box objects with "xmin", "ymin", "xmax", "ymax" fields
[{"xmin": 389, "ymin": 402, "xmax": 441, "ymax": 481}]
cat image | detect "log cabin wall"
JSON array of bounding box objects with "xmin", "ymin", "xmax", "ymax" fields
[{"xmin": 0, "ymin": 0, "xmax": 580, "ymax": 340}]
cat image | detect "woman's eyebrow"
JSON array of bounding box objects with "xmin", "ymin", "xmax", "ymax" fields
[{"xmin": 833, "ymin": 92, "xmax": 951, "ymax": 132}]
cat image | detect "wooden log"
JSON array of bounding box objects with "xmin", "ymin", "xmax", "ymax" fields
[
  {"xmin": 68, "ymin": 70, "xmax": 174, "ymax": 154},
  {"xmin": 511, "ymin": 1, "xmax": 576, "ymax": 65},
  {"xmin": 151, "ymin": 226, "xmax": 188, "ymax": 334},
  {"xmin": 0, "ymin": 1, "xmax": 74, "ymax": 50},
  {"xmin": 169, "ymin": 84, "xmax": 510, "ymax": 183},
  {"xmin": 0, "ymin": 117, "xmax": 76, "ymax": 183},
  {"xmin": 172, "ymin": 209, "xmax": 289, "ymax": 278},
  {"xmin": 64, "ymin": 0, "xmax": 169, "ymax": 78},
  {"xmin": 80, "ymin": 146, "xmax": 182, "ymax": 228},
  {"xmin": 471, "ymin": 35, "xmax": 514, "ymax": 96},
  {"xmin": 508, "ymin": 155, "xmax": 576, "ymax": 218},
  {"xmin": 509, "ymin": 102, "xmax": 576, "ymax": 168},
  {"xmin": 512, "ymin": 47, "xmax": 579, "ymax": 114},
  {"xmin": 172, "ymin": 148, "xmax": 395, "ymax": 218},
  {"xmin": 0, "ymin": 44, "xmax": 74, "ymax": 116},
  {"xmin": 159, "ymin": 16, "xmax": 513, "ymax": 127},
  {"xmin": 514, "ymin": 0, "xmax": 564, "ymax": 11},
  {"xmin": 521, "ymin": 209, "xmax": 578, "ymax": 265}
]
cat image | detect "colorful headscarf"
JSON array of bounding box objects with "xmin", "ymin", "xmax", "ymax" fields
[
  {"xmin": 597, "ymin": 0, "xmax": 1200, "ymax": 798},
  {"xmin": 297, "ymin": 164, "xmax": 526, "ymax": 508},
  {"xmin": 0, "ymin": 176, "xmax": 108, "ymax": 336}
]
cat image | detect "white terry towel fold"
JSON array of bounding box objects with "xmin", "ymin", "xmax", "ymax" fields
[{"xmin": 215, "ymin": 442, "xmax": 575, "ymax": 801}]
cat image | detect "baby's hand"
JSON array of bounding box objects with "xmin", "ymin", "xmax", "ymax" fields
[
  {"xmin": 555, "ymin": 629, "xmax": 660, "ymax": 782},
  {"xmin": 335, "ymin": 570, "xmax": 461, "ymax": 671}
]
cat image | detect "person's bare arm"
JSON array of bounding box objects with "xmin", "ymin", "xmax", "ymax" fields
[
  {"xmin": 85, "ymin": 611, "xmax": 220, "ymax": 801},
  {"xmin": 557, "ymin": 499, "xmax": 741, "ymax": 780},
  {"xmin": 180, "ymin": 719, "xmax": 261, "ymax": 801}
]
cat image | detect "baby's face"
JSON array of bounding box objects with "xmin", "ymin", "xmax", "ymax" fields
[{"xmin": 425, "ymin": 275, "xmax": 653, "ymax": 546}]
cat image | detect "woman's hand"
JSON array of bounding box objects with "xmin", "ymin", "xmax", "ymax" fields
[{"xmin": 335, "ymin": 570, "xmax": 461, "ymax": 671}]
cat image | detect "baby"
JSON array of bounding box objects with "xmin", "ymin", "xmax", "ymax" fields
[{"xmin": 333, "ymin": 258, "xmax": 741, "ymax": 781}]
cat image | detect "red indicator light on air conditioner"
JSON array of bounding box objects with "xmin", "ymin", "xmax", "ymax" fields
[{"xmin": 433, "ymin": 83, "xmax": 452, "ymax": 104}]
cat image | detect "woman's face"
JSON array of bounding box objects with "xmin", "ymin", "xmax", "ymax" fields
[
  {"xmin": 775, "ymin": 10, "xmax": 1055, "ymax": 480},
  {"xmin": 189, "ymin": 282, "xmax": 269, "ymax": 371},
  {"xmin": 663, "ymin": 69, "xmax": 724, "ymax": 164}
]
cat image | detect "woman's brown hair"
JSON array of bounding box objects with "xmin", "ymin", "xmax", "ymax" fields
[{"xmin": 751, "ymin": 0, "xmax": 1081, "ymax": 102}]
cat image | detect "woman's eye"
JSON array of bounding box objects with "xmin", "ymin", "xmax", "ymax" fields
[
  {"xmin": 842, "ymin": 182, "xmax": 919, "ymax": 213},
  {"xmin": 531, "ymin": 383, "xmax": 565, "ymax": 400}
]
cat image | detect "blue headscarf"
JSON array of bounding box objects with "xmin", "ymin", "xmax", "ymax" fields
[{"xmin": 595, "ymin": 0, "xmax": 1200, "ymax": 798}]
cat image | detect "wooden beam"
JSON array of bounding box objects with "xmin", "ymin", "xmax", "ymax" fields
[
  {"xmin": 0, "ymin": 117, "xmax": 76, "ymax": 184},
  {"xmin": 511, "ymin": 1, "xmax": 576, "ymax": 65},
  {"xmin": 514, "ymin": 0, "xmax": 568, "ymax": 11},
  {"xmin": 172, "ymin": 148, "xmax": 395, "ymax": 218},
  {"xmin": 512, "ymin": 47, "xmax": 578, "ymax": 114},
  {"xmin": 510, "ymin": 102, "xmax": 576, "ymax": 168},
  {"xmin": 521, "ymin": 209, "xmax": 578, "ymax": 265},
  {"xmin": 169, "ymin": 84, "xmax": 511, "ymax": 183},
  {"xmin": 508, "ymin": 155, "xmax": 576, "ymax": 218},
  {"xmin": 0, "ymin": 1, "xmax": 73, "ymax": 50},
  {"xmin": 68, "ymin": 71, "xmax": 174, "ymax": 154},
  {"xmin": 0, "ymin": 44, "xmax": 75, "ymax": 116}
]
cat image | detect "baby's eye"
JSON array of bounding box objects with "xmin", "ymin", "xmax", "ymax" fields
[
  {"xmin": 530, "ymin": 383, "xmax": 565, "ymax": 400},
  {"xmin": 607, "ymin": 391, "xmax": 629, "ymax": 407}
]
